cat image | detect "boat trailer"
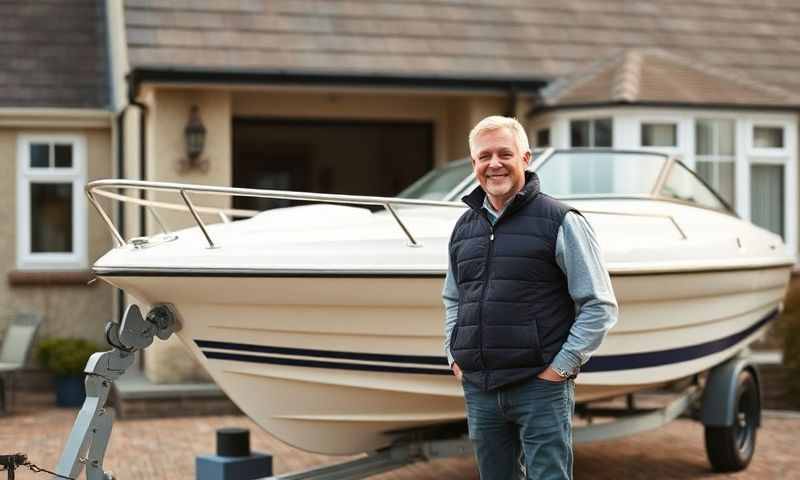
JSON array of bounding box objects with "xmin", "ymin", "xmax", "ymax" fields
[
  {"xmin": 4, "ymin": 304, "xmax": 761, "ymax": 479},
  {"xmin": 260, "ymin": 384, "xmax": 704, "ymax": 480},
  {"xmin": 264, "ymin": 357, "xmax": 760, "ymax": 480}
]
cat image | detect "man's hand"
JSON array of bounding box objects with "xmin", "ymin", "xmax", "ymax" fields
[
  {"xmin": 452, "ymin": 362, "xmax": 463, "ymax": 381},
  {"xmin": 537, "ymin": 366, "xmax": 568, "ymax": 382}
]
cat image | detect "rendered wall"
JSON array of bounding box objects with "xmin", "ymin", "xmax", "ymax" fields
[{"xmin": 0, "ymin": 126, "xmax": 113, "ymax": 352}]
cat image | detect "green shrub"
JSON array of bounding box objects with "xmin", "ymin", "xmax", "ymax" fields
[{"xmin": 36, "ymin": 338, "xmax": 102, "ymax": 377}]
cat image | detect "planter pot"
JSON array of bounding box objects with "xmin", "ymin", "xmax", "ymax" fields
[{"xmin": 54, "ymin": 375, "xmax": 85, "ymax": 407}]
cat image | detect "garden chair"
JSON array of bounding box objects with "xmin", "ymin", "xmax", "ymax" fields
[{"xmin": 0, "ymin": 312, "xmax": 43, "ymax": 414}]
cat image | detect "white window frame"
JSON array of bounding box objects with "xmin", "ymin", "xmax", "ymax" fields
[
  {"xmin": 16, "ymin": 134, "xmax": 88, "ymax": 270},
  {"xmin": 639, "ymin": 120, "xmax": 679, "ymax": 149},
  {"xmin": 745, "ymin": 119, "xmax": 797, "ymax": 255},
  {"xmin": 749, "ymin": 121, "xmax": 789, "ymax": 158},
  {"xmin": 568, "ymin": 117, "xmax": 613, "ymax": 148},
  {"xmin": 693, "ymin": 117, "xmax": 738, "ymax": 208}
]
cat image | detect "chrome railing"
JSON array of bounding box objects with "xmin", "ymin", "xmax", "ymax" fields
[
  {"xmin": 86, "ymin": 179, "xmax": 689, "ymax": 250},
  {"xmin": 86, "ymin": 179, "xmax": 466, "ymax": 249}
]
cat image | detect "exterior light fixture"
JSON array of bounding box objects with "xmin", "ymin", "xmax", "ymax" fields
[{"xmin": 179, "ymin": 105, "xmax": 209, "ymax": 172}]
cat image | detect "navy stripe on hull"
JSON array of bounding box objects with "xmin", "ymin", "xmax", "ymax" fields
[
  {"xmin": 202, "ymin": 351, "xmax": 451, "ymax": 375},
  {"xmin": 196, "ymin": 339, "xmax": 447, "ymax": 366},
  {"xmin": 580, "ymin": 307, "xmax": 778, "ymax": 372},
  {"xmin": 196, "ymin": 308, "xmax": 778, "ymax": 375}
]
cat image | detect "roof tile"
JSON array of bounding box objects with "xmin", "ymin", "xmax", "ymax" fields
[
  {"xmin": 540, "ymin": 49, "xmax": 800, "ymax": 108},
  {"xmin": 1, "ymin": 0, "xmax": 109, "ymax": 108},
  {"xmin": 126, "ymin": 0, "xmax": 800, "ymax": 97}
]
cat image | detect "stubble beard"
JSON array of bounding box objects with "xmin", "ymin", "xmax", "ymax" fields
[{"xmin": 484, "ymin": 177, "xmax": 515, "ymax": 206}]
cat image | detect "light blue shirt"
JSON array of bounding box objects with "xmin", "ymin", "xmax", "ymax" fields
[{"xmin": 442, "ymin": 197, "xmax": 618, "ymax": 376}]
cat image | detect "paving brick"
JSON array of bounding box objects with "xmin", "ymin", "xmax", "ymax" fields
[{"xmin": 1, "ymin": 393, "xmax": 798, "ymax": 479}]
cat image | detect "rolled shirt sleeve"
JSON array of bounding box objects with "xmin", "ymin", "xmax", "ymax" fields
[{"xmin": 550, "ymin": 212, "xmax": 619, "ymax": 376}]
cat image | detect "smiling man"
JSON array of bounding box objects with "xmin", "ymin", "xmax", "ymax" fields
[{"xmin": 443, "ymin": 116, "xmax": 618, "ymax": 479}]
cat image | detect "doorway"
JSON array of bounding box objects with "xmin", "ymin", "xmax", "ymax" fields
[{"xmin": 232, "ymin": 118, "xmax": 434, "ymax": 211}]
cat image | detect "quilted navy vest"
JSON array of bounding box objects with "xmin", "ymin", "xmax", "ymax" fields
[{"xmin": 449, "ymin": 172, "xmax": 577, "ymax": 391}]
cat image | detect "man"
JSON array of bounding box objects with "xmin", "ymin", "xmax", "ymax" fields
[{"xmin": 443, "ymin": 115, "xmax": 618, "ymax": 479}]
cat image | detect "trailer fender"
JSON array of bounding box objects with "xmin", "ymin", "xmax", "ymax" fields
[{"xmin": 700, "ymin": 356, "xmax": 761, "ymax": 428}]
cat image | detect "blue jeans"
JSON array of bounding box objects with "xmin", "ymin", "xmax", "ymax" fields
[{"xmin": 462, "ymin": 376, "xmax": 575, "ymax": 480}]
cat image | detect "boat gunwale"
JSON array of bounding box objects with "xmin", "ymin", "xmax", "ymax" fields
[{"xmin": 92, "ymin": 261, "xmax": 794, "ymax": 278}]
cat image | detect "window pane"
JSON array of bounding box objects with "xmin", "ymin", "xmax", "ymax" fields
[
  {"xmin": 536, "ymin": 128, "xmax": 550, "ymax": 147},
  {"xmin": 570, "ymin": 120, "xmax": 590, "ymax": 147},
  {"xmin": 594, "ymin": 118, "xmax": 612, "ymax": 147},
  {"xmin": 718, "ymin": 120, "xmax": 735, "ymax": 155},
  {"xmin": 753, "ymin": 127, "xmax": 784, "ymax": 149},
  {"xmin": 660, "ymin": 163, "xmax": 727, "ymax": 210},
  {"xmin": 30, "ymin": 143, "xmax": 50, "ymax": 168},
  {"xmin": 54, "ymin": 144, "xmax": 73, "ymax": 167},
  {"xmin": 642, "ymin": 123, "xmax": 677, "ymax": 147},
  {"xmin": 695, "ymin": 121, "xmax": 713, "ymax": 155},
  {"xmin": 30, "ymin": 183, "xmax": 72, "ymax": 253},
  {"xmin": 696, "ymin": 160, "xmax": 735, "ymax": 206},
  {"xmin": 751, "ymin": 164, "xmax": 784, "ymax": 237},
  {"xmin": 716, "ymin": 162, "xmax": 736, "ymax": 206}
]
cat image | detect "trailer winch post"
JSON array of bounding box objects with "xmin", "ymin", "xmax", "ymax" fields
[{"xmin": 52, "ymin": 304, "xmax": 177, "ymax": 480}]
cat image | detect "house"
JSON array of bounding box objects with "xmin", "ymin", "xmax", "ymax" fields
[
  {"xmin": 0, "ymin": 1, "xmax": 113, "ymax": 357},
  {"xmin": 110, "ymin": 1, "xmax": 800, "ymax": 383},
  {"xmin": 5, "ymin": 1, "xmax": 799, "ymax": 387}
]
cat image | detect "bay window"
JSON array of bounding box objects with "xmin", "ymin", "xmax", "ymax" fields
[
  {"xmin": 750, "ymin": 163, "xmax": 784, "ymax": 237},
  {"xmin": 570, "ymin": 118, "xmax": 612, "ymax": 148},
  {"xmin": 695, "ymin": 119, "xmax": 736, "ymax": 207},
  {"xmin": 641, "ymin": 122, "xmax": 677, "ymax": 147}
]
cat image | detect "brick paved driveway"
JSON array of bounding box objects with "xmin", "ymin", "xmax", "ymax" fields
[{"xmin": 1, "ymin": 396, "xmax": 798, "ymax": 479}]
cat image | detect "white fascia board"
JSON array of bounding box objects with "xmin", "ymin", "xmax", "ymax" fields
[{"xmin": 0, "ymin": 108, "xmax": 112, "ymax": 128}]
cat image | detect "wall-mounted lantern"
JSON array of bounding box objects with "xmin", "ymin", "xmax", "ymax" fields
[{"xmin": 178, "ymin": 105, "xmax": 209, "ymax": 172}]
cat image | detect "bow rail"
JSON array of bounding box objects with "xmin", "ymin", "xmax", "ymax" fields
[
  {"xmin": 86, "ymin": 179, "xmax": 687, "ymax": 250},
  {"xmin": 86, "ymin": 179, "xmax": 465, "ymax": 249}
]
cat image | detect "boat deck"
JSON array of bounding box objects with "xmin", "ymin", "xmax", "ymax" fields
[{"xmin": 2, "ymin": 392, "xmax": 798, "ymax": 479}]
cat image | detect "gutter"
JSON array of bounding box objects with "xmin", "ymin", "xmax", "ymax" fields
[
  {"xmin": 126, "ymin": 73, "xmax": 149, "ymax": 238},
  {"xmin": 115, "ymin": 108, "xmax": 127, "ymax": 322},
  {"xmin": 528, "ymin": 100, "xmax": 800, "ymax": 117},
  {"xmin": 128, "ymin": 67, "xmax": 548, "ymax": 96}
]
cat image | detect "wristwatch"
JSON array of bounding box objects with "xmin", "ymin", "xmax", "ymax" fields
[{"xmin": 552, "ymin": 366, "xmax": 574, "ymax": 379}]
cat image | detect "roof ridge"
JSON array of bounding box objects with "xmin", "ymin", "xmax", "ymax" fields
[
  {"xmin": 611, "ymin": 50, "xmax": 642, "ymax": 102},
  {"xmin": 539, "ymin": 48, "xmax": 627, "ymax": 106}
]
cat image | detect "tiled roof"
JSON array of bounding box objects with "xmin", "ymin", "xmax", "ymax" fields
[
  {"xmin": 539, "ymin": 49, "xmax": 800, "ymax": 108},
  {"xmin": 0, "ymin": 1, "xmax": 110, "ymax": 109},
  {"xmin": 124, "ymin": 0, "xmax": 800, "ymax": 96}
]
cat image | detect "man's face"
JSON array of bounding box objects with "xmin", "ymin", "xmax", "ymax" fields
[{"xmin": 471, "ymin": 127, "xmax": 531, "ymax": 206}]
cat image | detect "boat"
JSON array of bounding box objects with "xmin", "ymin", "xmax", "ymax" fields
[{"xmin": 86, "ymin": 149, "xmax": 794, "ymax": 455}]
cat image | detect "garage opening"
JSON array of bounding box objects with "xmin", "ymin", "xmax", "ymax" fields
[{"xmin": 232, "ymin": 118, "xmax": 434, "ymax": 211}]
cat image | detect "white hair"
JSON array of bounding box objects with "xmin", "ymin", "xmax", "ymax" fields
[{"xmin": 468, "ymin": 115, "xmax": 530, "ymax": 157}]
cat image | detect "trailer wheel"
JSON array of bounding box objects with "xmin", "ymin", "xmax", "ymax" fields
[{"xmin": 704, "ymin": 369, "xmax": 759, "ymax": 472}]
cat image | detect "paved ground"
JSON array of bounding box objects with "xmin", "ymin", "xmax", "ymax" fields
[{"xmin": 1, "ymin": 394, "xmax": 798, "ymax": 479}]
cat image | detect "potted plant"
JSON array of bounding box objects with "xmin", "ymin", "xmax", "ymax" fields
[{"xmin": 36, "ymin": 337, "xmax": 102, "ymax": 407}]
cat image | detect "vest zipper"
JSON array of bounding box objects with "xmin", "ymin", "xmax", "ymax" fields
[{"xmin": 478, "ymin": 218, "xmax": 495, "ymax": 391}]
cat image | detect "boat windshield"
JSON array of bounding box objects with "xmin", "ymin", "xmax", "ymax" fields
[
  {"xmin": 396, "ymin": 158, "xmax": 473, "ymax": 200},
  {"xmin": 397, "ymin": 149, "xmax": 731, "ymax": 213},
  {"xmin": 535, "ymin": 150, "xmax": 667, "ymax": 197},
  {"xmin": 659, "ymin": 161, "xmax": 730, "ymax": 211}
]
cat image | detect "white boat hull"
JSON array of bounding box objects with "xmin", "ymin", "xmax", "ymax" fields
[{"xmin": 102, "ymin": 263, "xmax": 789, "ymax": 454}]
